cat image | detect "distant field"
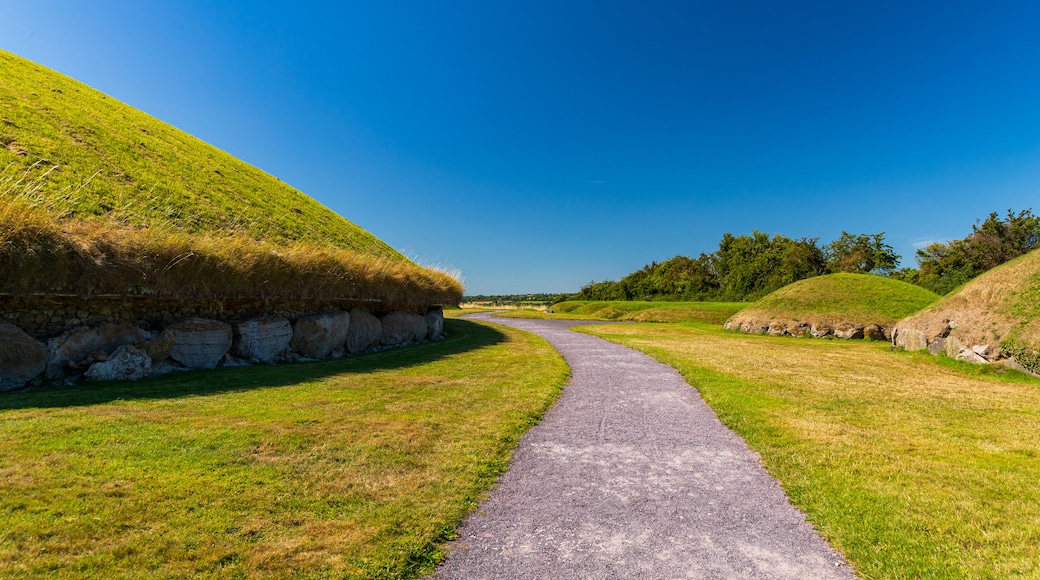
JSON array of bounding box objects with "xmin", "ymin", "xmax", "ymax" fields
[
  {"xmin": 0, "ymin": 319, "xmax": 568, "ymax": 579},
  {"xmin": 494, "ymin": 300, "xmax": 747, "ymax": 324},
  {"xmin": 582, "ymin": 322, "xmax": 1040, "ymax": 579}
]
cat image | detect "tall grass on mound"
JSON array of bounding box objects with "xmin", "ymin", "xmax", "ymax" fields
[
  {"xmin": 1, "ymin": 185, "xmax": 462, "ymax": 305},
  {"xmin": 583, "ymin": 322, "xmax": 1040, "ymax": 578},
  {"xmin": 728, "ymin": 273, "xmax": 938, "ymax": 329}
]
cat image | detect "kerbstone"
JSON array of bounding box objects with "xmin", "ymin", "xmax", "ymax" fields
[{"xmin": 0, "ymin": 321, "xmax": 48, "ymax": 391}]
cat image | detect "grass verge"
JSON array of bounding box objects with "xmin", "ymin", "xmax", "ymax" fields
[
  {"xmin": 0, "ymin": 318, "xmax": 568, "ymax": 579},
  {"xmin": 580, "ymin": 322, "xmax": 1040, "ymax": 579},
  {"xmin": 494, "ymin": 300, "xmax": 746, "ymax": 324}
]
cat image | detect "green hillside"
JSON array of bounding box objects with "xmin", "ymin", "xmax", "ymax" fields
[
  {"xmin": 0, "ymin": 50, "xmax": 461, "ymax": 304},
  {"xmin": 727, "ymin": 273, "xmax": 939, "ymax": 330}
]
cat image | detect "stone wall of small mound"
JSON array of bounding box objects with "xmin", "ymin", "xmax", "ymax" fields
[
  {"xmin": 890, "ymin": 318, "xmax": 1035, "ymax": 374},
  {"xmin": 723, "ymin": 315, "xmax": 891, "ymax": 341},
  {"xmin": 0, "ymin": 295, "xmax": 446, "ymax": 391}
]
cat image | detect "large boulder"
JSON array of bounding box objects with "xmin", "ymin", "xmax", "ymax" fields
[
  {"xmin": 894, "ymin": 328, "xmax": 928, "ymax": 351},
  {"xmin": 85, "ymin": 345, "xmax": 152, "ymax": 381},
  {"xmin": 290, "ymin": 311, "xmax": 350, "ymax": 359},
  {"xmin": 425, "ymin": 307, "xmax": 445, "ymax": 340},
  {"xmin": 380, "ymin": 311, "xmax": 428, "ymax": 346},
  {"xmin": 46, "ymin": 322, "xmax": 147, "ymax": 379},
  {"xmin": 231, "ymin": 317, "xmax": 292, "ymax": 363},
  {"xmin": 346, "ymin": 309, "xmax": 382, "ymax": 354},
  {"xmin": 162, "ymin": 318, "xmax": 233, "ymax": 369},
  {"xmin": 0, "ymin": 321, "xmax": 48, "ymax": 391}
]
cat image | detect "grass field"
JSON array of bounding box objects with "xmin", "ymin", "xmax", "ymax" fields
[
  {"xmin": 0, "ymin": 318, "xmax": 568, "ymax": 579},
  {"xmin": 581, "ymin": 321, "xmax": 1040, "ymax": 579},
  {"xmin": 494, "ymin": 300, "xmax": 746, "ymax": 324}
]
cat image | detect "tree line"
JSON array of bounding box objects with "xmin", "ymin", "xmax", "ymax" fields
[{"xmin": 571, "ymin": 209, "xmax": 1038, "ymax": 302}]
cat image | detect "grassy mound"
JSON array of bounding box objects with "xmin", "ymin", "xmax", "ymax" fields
[
  {"xmin": 896, "ymin": 248, "xmax": 1040, "ymax": 371},
  {"xmin": 0, "ymin": 49, "xmax": 461, "ymax": 305},
  {"xmin": 726, "ymin": 273, "xmax": 939, "ymax": 333},
  {"xmin": 496, "ymin": 300, "xmax": 747, "ymax": 324}
]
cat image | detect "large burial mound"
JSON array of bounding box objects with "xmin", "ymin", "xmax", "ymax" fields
[
  {"xmin": 0, "ymin": 49, "xmax": 461, "ymax": 305},
  {"xmin": 893, "ymin": 248, "xmax": 1040, "ymax": 374},
  {"xmin": 1, "ymin": 50, "xmax": 461, "ymax": 390},
  {"xmin": 725, "ymin": 273, "xmax": 939, "ymax": 340}
]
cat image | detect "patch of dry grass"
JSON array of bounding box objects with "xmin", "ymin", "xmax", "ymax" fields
[{"xmin": 582, "ymin": 322, "xmax": 1040, "ymax": 579}]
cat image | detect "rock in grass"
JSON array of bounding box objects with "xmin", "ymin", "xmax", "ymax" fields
[
  {"xmin": 0, "ymin": 321, "xmax": 48, "ymax": 391},
  {"xmin": 163, "ymin": 318, "xmax": 233, "ymax": 369},
  {"xmin": 425, "ymin": 307, "xmax": 445, "ymax": 340},
  {"xmin": 810, "ymin": 323, "xmax": 833, "ymax": 338},
  {"xmin": 291, "ymin": 311, "xmax": 350, "ymax": 359},
  {"xmin": 380, "ymin": 311, "xmax": 427, "ymax": 346},
  {"xmin": 894, "ymin": 328, "xmax": 928, "ymax": 351},
  {"xmin": 863, "ymin": 324, "xmax": 886, "ymax": 341},
  {"xmin": 346, "ymin": 309, "xmax": 382, "ymax": 354},
  {"xmin": 46, "ymin": 322, "xmax": 147, "ymax": 379},
  {"xmin": 834, "ymin": 323, "xmax": 864, "ymax": 339},
  {"xmin": 232, "ymin": 317, "xmax": 292, "ymax": 363},
  {"xmin": 85, "ymin": 345, "xmax": 151, "ymax": 381}
]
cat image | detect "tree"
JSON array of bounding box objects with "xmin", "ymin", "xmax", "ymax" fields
[
  {"xmin": 916, "ymin": 209, "xmax": 1039, "ymax": 294},
  {"xmin": 824, "ymin": 231, "xmax": 900, "ymax": 275}
]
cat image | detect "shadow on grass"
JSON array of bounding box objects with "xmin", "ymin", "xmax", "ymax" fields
[{"xmin": 0, "ymin": 319, "xmax": 505, "ymax": 410}]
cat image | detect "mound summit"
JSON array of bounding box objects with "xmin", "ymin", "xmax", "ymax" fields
[{"xmin": 725, "ymin": 273, "xmax": 939, "ymax": 339}]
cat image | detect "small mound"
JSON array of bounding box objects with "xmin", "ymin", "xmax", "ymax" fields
[
  {"xmin": 893, "ymin": 248, "xmax": 1040, "ymax": 372},
  {"xmin": 724, "ymin": 273, "xmax": 939, "ymax": 339}
]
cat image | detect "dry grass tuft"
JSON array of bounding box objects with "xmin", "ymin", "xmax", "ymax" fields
[{"xmin": 0, "ymin": 195, "xmax": 462, "ymax": 306}]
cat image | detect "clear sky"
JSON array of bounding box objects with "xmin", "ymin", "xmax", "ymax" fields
[{"xmin": 3, "ymin": 1, "xmax": 1040, "ymax": 295}]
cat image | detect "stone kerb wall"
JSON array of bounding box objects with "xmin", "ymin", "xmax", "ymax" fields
[{"xmin": 0, "ymin": 294, "xmax": 446, "ymax": 391}]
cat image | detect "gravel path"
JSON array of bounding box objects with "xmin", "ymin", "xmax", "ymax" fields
[{"xmin": 432, "ymin": 314, "xmax": 855, "ymax": 579}]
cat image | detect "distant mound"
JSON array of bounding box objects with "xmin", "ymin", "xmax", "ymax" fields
[
  {"xmin": 893, "ymin": 248, "xmax": 1040, "ymax": 373},
  {"xmin": 725, "ymin": 273, "xmax": 939, "ymax": 339},
  {"xmin": 0, "ymin": 50, "xmax": 460, "ymax": 305}
]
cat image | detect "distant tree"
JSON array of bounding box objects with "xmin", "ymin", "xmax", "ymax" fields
[
  {"xmin": 825, "ymin": 231, "xmax": 900, "ymax": 275},
  {"xmin": 711, "ymin": 231, "xmax": 825, "ymax": 301},
  {"xmin": 916, "ymin": 209, "xmax": 1040, "ymax": 294}
]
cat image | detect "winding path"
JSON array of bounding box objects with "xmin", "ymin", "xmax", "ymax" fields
[{"xmin": 433, "ymin": 313, "xmax": 855, "ymax": 579}]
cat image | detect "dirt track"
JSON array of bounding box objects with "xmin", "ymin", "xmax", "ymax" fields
[{"xmin": 432, "ymin": 314, "xmax": 855, "ymax": 579}]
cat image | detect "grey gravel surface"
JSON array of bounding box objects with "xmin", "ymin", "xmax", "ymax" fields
[{"xmin": 432, "ymin": 314, "xmax": 856, "ymax": 579}]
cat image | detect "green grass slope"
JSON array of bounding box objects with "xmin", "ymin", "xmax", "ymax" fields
[
  {"xmin": 495, "ymin": 300, "xmax": 747, "ymax": 324},
  {"xmin": 726, "ymin": 273, "xmax": 939, "ymax": 333},
  {"xmin": 0, "ymin": 49, "xmax": 398, "ymax": 256},
  {"xmin": 895, "ymin": 248, "xmax": 1040, "ymax": 371},
  {"xmin": 0, "ymin": 50, "xmax": 461, "ymax": 304}
]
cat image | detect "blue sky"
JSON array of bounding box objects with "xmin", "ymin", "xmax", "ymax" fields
[{"xmin": 4, "ymin": 1, "xmax": 1040, "ymax": 294}]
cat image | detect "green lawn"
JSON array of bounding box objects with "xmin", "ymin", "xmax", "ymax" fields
[
  {"xmin": 0, "ymin": 318, "xmax": 568, "ymax": 579},
  {"xmin": 495, "ymin": 300, "xmax": 746, "ymax": 324},
  {"xmin": 581, "ymin": 321, "xmax": 1040, "ymax": 579}
]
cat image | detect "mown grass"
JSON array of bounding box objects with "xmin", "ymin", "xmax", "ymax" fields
[
  {"xmin": 727, "ymin": 273, "xmax": 939, "ymax": 328},
  {"xmin": 581, "ymin": 322, "xmax": 1040, "ymax": 579},
  {"xmin": 0, "ymin": 318, "xmax": 568, "ymax": 579},
  {"xmin": 494, "ymin": 300, "xmax": 746, "ymax": 324}
]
